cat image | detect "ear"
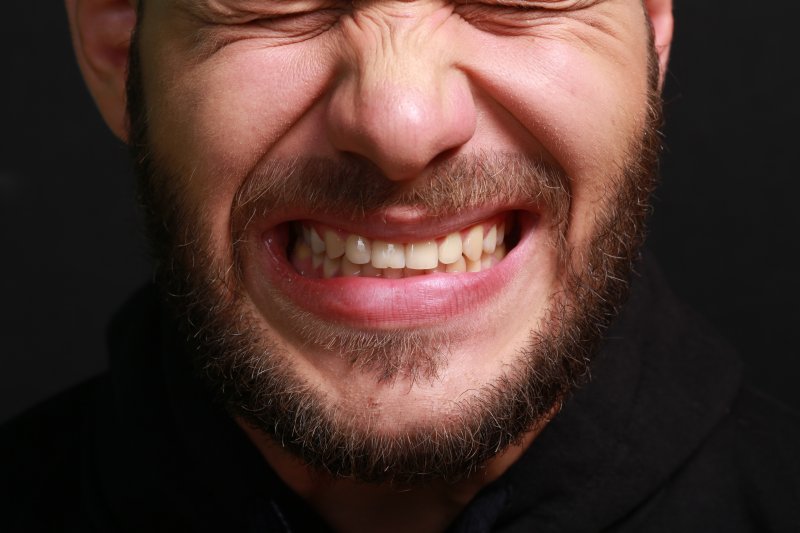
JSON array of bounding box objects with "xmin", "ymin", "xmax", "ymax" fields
[
  {"xmin": 65, "ymin": 0, "xmax": 137, "ymax": 141},
  {"xmin": 644, "ymin": 0, "xmax": 674, "ymax": 89}
]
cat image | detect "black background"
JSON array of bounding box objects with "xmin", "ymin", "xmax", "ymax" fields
[{"xmin": 1, "ymin": 1, "xmax": 798, "ymax": 423}]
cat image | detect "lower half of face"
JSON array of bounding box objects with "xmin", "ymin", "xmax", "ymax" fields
[
  {"xmin": 133, "ymin": 145, "xmax": 660, "ymax": 484},
  {"xmin": 128, "ymin": 3, "xmax": 662, "ymax": 485}
]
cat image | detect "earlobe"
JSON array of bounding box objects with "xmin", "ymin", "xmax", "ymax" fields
[
  {"xmin": 65, "ymin": 0, "xmax": 137, "ymax": 141},
  {"xmin": 644, "ymin": 0, "xmax": 674, "ymax": 89}
]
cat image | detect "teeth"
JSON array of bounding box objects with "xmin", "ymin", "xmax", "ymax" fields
[
  {"xmin": 324, "ymin": 230, "xmax": 345, "ymax": 259},
  {"xmin": 438, "ymin": 232, "xmax": 463, "ymax": 264},
  {"xmin": 405, "ymin": 240, "xmax": 438, "ymax": 270},
  {"xmin": 295, "ymin": 218, "xmax": 511, "ymax": 279},
  {"xmin": 341, "ymin": 256, "xmax": 361, "ymax": 277},
  {"xmin": 312, "ymin": 253, "xmax": 324, "ymax": 269},
  {"xmin": 372, "ymin": 241, "xmax": 406, "ymax": 269},
  {"xmin": 346, "ymin": 235, "xmax": 371, "ymax": 265},
  {"xmin": 291, "ymin": 241, "xmax": 313, "ymax": 277},
  {"xmin": 293, "ymin": 241, "xmax": 311, "ymax": 262},
  {"xmin": 323, "ymin": 256, "xmax": 339, "ymax": 278},
  {"xmin": 483, "ymin": 225, "xmax": 497, "ymax": 254},
  {"xmin": 310, "ymin": 228, "xmax": 325, "ymax": 255},
  {"xmin": 493, "ymin": 243, "xmax": 506, "ymax": 261},
  {"xmin": 462, "ymin": 225, "xmax": 483, "ymax": 262},
  {"xmin": 426, "ymin": 263, "xmax": 446, "ymax": 274},
  {"xmin": 466, "ymin": 258, "xmax": 482, "ymax": 272},
  {"xmin": 445, "ymin": 257, "xmax": 466, "ymax": 273}
]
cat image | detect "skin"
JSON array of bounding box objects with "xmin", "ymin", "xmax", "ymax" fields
[{"xmin": 66, "ymin": 0, "xmax": 673, "ymax": 530}]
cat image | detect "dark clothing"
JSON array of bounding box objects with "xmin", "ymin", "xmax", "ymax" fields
[{"xmin": 3, "ymin": 257, "xmax": 800, "ymax": 532}]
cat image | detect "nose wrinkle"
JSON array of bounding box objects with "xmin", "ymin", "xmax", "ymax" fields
[{"xmin": 326, "ymin": 17, "xmax": 476, "ymax": 181}]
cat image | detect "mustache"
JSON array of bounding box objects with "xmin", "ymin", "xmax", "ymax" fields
[{"xmin": 230, "ymin": 152, "xmax": 571, "ymax": 228}]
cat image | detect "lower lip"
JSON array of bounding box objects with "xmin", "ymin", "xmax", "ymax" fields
[{"xmin": 255, "ymin": 213, "xmax": 537, "ymax": 329}]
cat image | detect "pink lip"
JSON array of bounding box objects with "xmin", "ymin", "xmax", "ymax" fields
[{"xmin": 254, "ymin": 212, "xmax": 537, "ymax": 329}]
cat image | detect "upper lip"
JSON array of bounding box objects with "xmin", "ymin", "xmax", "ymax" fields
[{"xmin": 249, "ymin": 203, "xmax": 536, "ymax": 243}]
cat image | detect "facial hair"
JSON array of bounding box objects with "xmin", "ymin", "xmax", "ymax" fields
[{"xmin": 125, "ymin": 13, "xmax": 663, "ymax": 485}]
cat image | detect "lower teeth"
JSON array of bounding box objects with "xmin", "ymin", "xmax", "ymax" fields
[{"xmin": 292, "ymin": 245, "xmax": 507, "ymax": 278}]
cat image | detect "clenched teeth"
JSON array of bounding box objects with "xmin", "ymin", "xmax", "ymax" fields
[{"xmin": 290, "ymin": 217, "xmax": 511, "ymax": 279}]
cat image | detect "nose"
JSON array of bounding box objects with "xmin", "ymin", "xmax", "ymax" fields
[{"xmin": 326, "ymin": 15, "xmax": 477, "ymax": 181}]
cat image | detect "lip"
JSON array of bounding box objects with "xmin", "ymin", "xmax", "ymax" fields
[{"xmin": 253, "ymin": 210, "xmax": 538, "ymax": 329}]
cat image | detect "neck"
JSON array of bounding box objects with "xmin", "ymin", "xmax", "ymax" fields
[{"xmin": 238, "ymin": 420, "xmax": 549, "ymax": 533}]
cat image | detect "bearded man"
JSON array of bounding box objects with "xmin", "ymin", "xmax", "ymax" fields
[{"xmin": 2, "ymin": 0, "xmax": 799, "ymax": 531}]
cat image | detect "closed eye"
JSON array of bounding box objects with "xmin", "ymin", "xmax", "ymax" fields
[
  {"xmin": 192, "ymin": 8, "xmax": 347, "ymax": 55},
  {"xmin": 244, "ymin": 8, "xmax": 346, "ymax": 36},
  {"xmin": 453, "ymin": 0, "xmax": 594, "ymax": 34}
]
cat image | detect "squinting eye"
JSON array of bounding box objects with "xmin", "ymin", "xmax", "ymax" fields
[
  {"xmin": 194, "ymin": 7, "xmax": 348, "ymax": 54},
  {"xmin": 247, "ymin": 8, "xmax": 346, "ymax": 37},
  {"xmin": 454, "ymin": 2, "xmax": 552, "ymax": 34}
]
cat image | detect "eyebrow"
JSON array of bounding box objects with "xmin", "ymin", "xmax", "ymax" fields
[
  {"xmin": 457, "ymin": 0, "xmax": 595, "ymax": 7},
  {"xmin": 175, "ymin": 0, "xmax": 254, "ymax": 18},
  {"xmin": 174, "ymin": 0, "xmax": 296, "ymax": 22},
  {"xmin": 176, "ymin": 0, "xmax": 593, "ymax": 21},
  {"xmin": 175, "ymin": 0, "xmax": 345, "ymax": 16}
]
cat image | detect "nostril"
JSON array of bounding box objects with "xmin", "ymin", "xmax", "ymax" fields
[{"xmin": 325, "ymin": 67, "xmax": 477, "ymax": 181}]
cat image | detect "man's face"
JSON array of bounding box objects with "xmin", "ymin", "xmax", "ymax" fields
[{"xmin": 128, "ymin": 0, "xmax": 661, "ymax": 483}]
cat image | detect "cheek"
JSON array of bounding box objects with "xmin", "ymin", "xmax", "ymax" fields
[
  {"xmin": 144, "ymin": 41, "xmax": 337, "ymax": 243},
  {"xmin": 466, "ymin": 36, "xmax": 648, "ymax": 178},
  {"xmin": 461, "ymin": 31, "xmax": 651, "ymax": 242}
]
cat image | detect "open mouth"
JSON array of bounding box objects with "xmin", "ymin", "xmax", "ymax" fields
[
  {"xmin": 254, "ymin": 210, "xmax": 532, "ymax": 327},
  {"xmin": 287, "ymin": 212, "xmax": 521, "ymax": 279}
]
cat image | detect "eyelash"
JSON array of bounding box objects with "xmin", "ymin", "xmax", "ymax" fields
[
  {"xmin": 245, "ymin": 9, "xmax": 346, "ymax": 34},
  {"xmin": 200, "ymin": 1, "xmax": 559, "ymax": 54},
  {"xmin": 454, "ymin": 3, "xmax": 550, "ymax": 32},
  {"xmin": 248, "ymin": 8, "xmax": 344, "ymax": 26},
  {"xmin": 196, "ymin": 8, "xmax": 346, "ymax": 54}
]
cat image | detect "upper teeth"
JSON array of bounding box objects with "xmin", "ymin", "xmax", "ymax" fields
[{"xmin": 290, "ymin": 218, "xmax": 509, "ymax": 279}]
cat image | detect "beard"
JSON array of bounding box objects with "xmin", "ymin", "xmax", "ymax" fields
[{"xmin": 126, "ymin": 20, "xmax": 663, "ymax": 485}]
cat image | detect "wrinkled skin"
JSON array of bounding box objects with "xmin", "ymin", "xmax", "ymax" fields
[
  {"xmin": 67, "ymin": 0, "xmax": 672, "ymax": 529},
  {"xmin": 128, "ymin": 0, "xmax": 665, "ymax": 478}
]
